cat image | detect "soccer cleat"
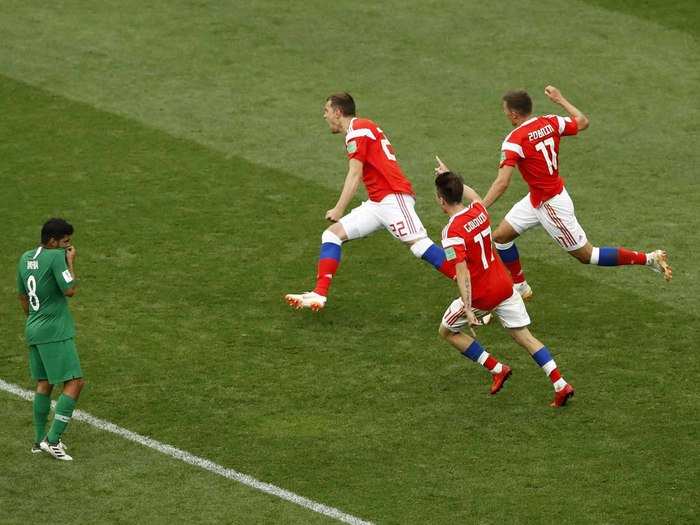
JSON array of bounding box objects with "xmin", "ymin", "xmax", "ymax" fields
[
  {"xmin": 647, "ymin": 250, "xmax": 672, "ymax": 282},
  {"xmin": 40, "ymin": 439, "xmax": 73, "ymax": 461},
  {"xmin": 490, "ymin": 365, "xmax": 512, "ymax": 395},
  {"xmin": 31, "ymin": 443, "xmax": 43, "ymax": 454},
  {"xmin": 284, "ymin": 291, "xmax": 327, "ymax": 311},
  {"xmin": 550, "ymin": 384, "xmax": 575, "ymax": 407},
  {"xmin": 514, "ymin": 281, "xmax": 533, "ymax": 301}
]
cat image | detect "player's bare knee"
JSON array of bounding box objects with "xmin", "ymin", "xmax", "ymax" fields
[
  {"xmin": 36, "ymin": 380, "xmax": 52, "ymax": 395},
  {"xmin": 326, "ymin": 223, "xmax": 348, "ymax": 242},
  {"xmin": 438, "ymin": 325, "xmax": 454, "ymax": 340}
]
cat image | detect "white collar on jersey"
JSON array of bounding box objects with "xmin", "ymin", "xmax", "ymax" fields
[{"xmin": 447, "ymin": 203, "xmax": 475, "ymax": 225}]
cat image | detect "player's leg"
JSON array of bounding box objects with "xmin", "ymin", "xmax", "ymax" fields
[
  {"xmin": 493, "ymin": 291, "xmax": 574, "ymax": 407},
  {"xmin": 439, "ymin": 299, "xmax": 511, "ymax": 394},
  {"xmin": 537, "ymin": 189, "xmax": 672, "ymax": 281},
  {"xmin": 570, "ymin": 242, "xmax": 672, "ymax": 281},
  {"xmin": 493, "ymin": 195, "xmax": 541, "ymax": 300},
  {"xmin": 28, "ymin": 345, "xmax": 53, "ymax": 452},
  {"xmin": 286, "ymin": 201, "xmax": 382, "ymax": 310},
  {"xmin": 376, "ymin": 194, "xmax": 450, "ymax": 275},
  {"xmin": 40, "ymin": 339, "xmax": 83, "ymax": 460}
]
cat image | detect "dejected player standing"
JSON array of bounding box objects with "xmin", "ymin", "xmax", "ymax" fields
[
  {"xmin": 17, "ymin": 218, "xmax": 84, "ymax": 460},
  {"xmin": 435, "ymin": 170, "xmax": 573, "ymax": 407},
  {"xmin": 285, "ymin": 93, "xmax": 449, "ymax": 310},
  {"xmin": 474, "ymin": 86, "xmax": 671, "ymax": 299}
]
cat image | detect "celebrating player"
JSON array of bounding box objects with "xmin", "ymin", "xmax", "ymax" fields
[
  {"xmin": 17, "ymin": 218, "xmax": 84, "ymax": 460},
  {"xmin": 285, "ymin": 93, "xmax": 448, "ymax": 310},
  {"xmin": 435, "ymin": 170, "xmax": 574, "ymax": 407},
  {"xmin": 466, "ymin": 86, "xmax": 671, "ymax": 299}
]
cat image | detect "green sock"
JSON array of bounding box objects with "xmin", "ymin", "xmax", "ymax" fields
[
  {"xmin": 33, "ymin": 392, "xmax": 51, "ymax": 444},
  {"xmin": 47, "ymin": 393, "xmax": 77, "ymax": 444}
]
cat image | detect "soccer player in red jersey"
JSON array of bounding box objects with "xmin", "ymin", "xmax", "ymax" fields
[
  {"xmin": 435, "ymin": 170, "xmax": 573, "ymax": 407},
  {"xmin": 286, "ymin": 93, "xmax": 449, "ymax": 310},
  {"xmin": 477, "ymin": 86, "xmax": 672, "ymax": 299}
]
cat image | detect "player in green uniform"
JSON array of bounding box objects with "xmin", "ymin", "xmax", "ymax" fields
[{"xmin": 17, "ymin": 218, "xmax": 84, "ymax": 461}]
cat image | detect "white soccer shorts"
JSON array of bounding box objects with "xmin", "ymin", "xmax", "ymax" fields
[
  {"xmin": 504, "ymin": 188, "xmax": 588, "ymax": 252},
  {"xmin": 339, "ymin": 193, "xmax": 427, "ymax": 242},
  {"xmin": 441, "ymin": 288, "xmax": 531, "ymax": 332}
]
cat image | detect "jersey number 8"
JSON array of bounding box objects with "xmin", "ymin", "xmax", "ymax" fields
[{"xmin": 26, "ymin": 275, "xmax": 40, "ymax": 311}]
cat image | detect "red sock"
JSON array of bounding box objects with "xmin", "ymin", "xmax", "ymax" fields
[
  {"xmin": 483, "ymin": 355, "xmax": 500, "ymax": 372},
  {"xmin": 313, "ymin": 258, "xmax": 340, "ymax": 297},
  {"xmin": 503, "ymin": 259, "xmax": 526, "ymax": 284},
  {"xmin": 617, "ymin": 247, "xmax": 647, "ymax": 266}
]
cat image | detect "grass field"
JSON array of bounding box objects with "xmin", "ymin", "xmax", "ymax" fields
[{"xmin": 1, "ymin": 1, "xmax": 698, "ymax": 523}]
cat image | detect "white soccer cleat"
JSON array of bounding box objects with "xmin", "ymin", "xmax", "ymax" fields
[
  {"xmin": 284, "ymin": 291, "xmax": 327, "ymax": 312},
  {"xmin": 40, "ymin": 439, "xmax": 73, "ymax": 461},
  {"xmin": 31, "ymin": 443, "xmax": 43, "ymax": 454},
  {"xmin": 514, "ymin": 281, "xmax": 533, "ymax": 301},
  {"xmin": 647, "ymin": 250, "xmax": 672, "ymax": 282}
]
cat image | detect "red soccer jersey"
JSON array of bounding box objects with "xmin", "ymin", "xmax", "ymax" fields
[
  {"xmin": 499, "ymin": 115, "xmax": 578, "ymax": 207},
  {"xmin": 441, "ymin": 202, "xmax": 514, "ymax": 311},
  {"xmin": 345, "ymin": 117, "xmax": 414, "ymax": 202}
]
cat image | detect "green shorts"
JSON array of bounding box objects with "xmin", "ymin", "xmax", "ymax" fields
[{"xmin": 28, "ymin": 338, "xmax": 83, "ymax": 385}]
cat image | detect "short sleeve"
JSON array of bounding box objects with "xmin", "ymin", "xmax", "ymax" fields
[
  {"xmin": 442, "ymin": 228, "xmax": 467, "ymax": 264},
  {"xmin": 346, "ymin": 136, "xmax": 369, "ymax": 163},
  {"xmin": 51, "ymin": 252, "xmax": 75, "ymax": 293},
  {"xmin": 554, "ymin": 115, "xmax": 578, "ymax": 136},
  {"xmin": 500, "ymin": 137, "xmax": 523, "ymax": 168}
]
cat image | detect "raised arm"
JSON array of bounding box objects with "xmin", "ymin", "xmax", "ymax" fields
[
  {"xmin": 434, "ymin": 156, "xmax": 483, "ymax": 204},
  {"xmin": 482, "ymin": 165, "xmax": 515, "ymax": 208},
  {"xmin": 326, "ymin": 158, "xmax": 363, "ymax": 222},
  {"xmin": 544, "ymin": 85, "xmax": 589, "ymax": 131}
]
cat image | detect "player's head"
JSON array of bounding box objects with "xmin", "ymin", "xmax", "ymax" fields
[
  {"xmin": 435, "ymin": 171, "xmax": 464, "ymax": 211},
  {"xmin": 41, "ymin": 218, "xmax": 74, "ymax": 248},
  {"xmin": 502, "ymin": 90, "xmax": 533, "ymax": 126},
  {"xmin": 324, "ymin": 92, "xmax": 356, "ymax": 134}
]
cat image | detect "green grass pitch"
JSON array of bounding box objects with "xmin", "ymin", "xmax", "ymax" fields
[{"xmin": 1, "ymin": 1, "xmax": 698, "ymax": 523}]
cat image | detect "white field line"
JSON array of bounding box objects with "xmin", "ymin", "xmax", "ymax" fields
[{"xmin": 0, "ymin": 379, "xmax": 374, "ymax": 525}]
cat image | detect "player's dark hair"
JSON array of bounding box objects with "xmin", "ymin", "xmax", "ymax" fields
[
  {"xmin": 41, "ymin": 218, "xmax": 74, "ymax": 244},
  {"xmin": 326, "ymin": 92, "xmax": 356, "ymax": 117},
  {"xmin": 502, "ymin": 90, "xmax": 532, "ymax": 116},
  {"xmin": 435, "ymin": 172, "xmax": 464, "ymax": 205}
]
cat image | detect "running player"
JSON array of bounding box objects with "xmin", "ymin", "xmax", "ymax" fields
[
  {"xmin": 471, "ymin": 86, "xmax": 671, "ymax": 299},
  {"xmin": 435, "ymin": 171, "xmax": 574, "ymax": 407},
  {"xmin": 17, "ymin": 218, "xmax": 84, "ymax": 460},
  {"xmin": 285, "ymin": 93, "xmax": 448, "ymax": 310}
]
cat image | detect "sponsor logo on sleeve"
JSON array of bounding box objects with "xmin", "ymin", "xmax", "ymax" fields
[
  {"xmin": 346, "ymin": 140, "xmax": 357, "ymax": 154},
  {"xmin": 500, "ymin": 151, "xmax": 506, "ymax": 163},
  {"xmin": 62, "ymin": 270, "xmax": 74, "ymax": 283},
  {"xmin": 445, "ymin": 247, "xmax": 456, "ymax": 261}
]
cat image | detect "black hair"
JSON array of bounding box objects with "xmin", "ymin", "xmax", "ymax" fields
[
  {"xmin": 435, "ymin": 172, "xmax": 464, "ymax": 204},
  {"xmin": 41, "ymin": 218, "xmax": 74, "ymax": 244}
]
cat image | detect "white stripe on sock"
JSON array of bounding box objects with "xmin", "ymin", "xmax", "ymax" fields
[{"xmin": 542, "ymin": 360, "xmax": 557, "ymax": 377}]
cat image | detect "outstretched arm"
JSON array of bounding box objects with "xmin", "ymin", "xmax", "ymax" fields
[
  {"xmin": 482, "ymin": 165, "xmax": 515, "ymax": 208},
  {"xmin": 326, "ymin": 158, "xmax": 363, "ymax": 222},
  {"xmin": 434, "ymin": 156, "xmax": 483, "ymax": 204},
  {"xmin": 545, "ymin": 85, "xmax": 589, "ymax": 131}
]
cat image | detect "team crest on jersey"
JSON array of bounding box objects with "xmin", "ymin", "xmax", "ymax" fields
[
  {"xmin": 444, "ymin": 247, "xmax": 457, "ymax": 261},
  {"xmin": 346, "ymin": 140, "xmax": 357, "ymax": 154}
]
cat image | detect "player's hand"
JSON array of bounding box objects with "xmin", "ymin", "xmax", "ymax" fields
[
  {"xmin": 462, "ymin": 307, "xmax": 480, "ymax": 326},
  {"xmin": 65, "ymin": 246, "xmax": 77, "ymax": 264},
  {"xmin": 544, "ymin": 85, "xmax": 564, "ymax": 104},
  {"xmin": 325, "ymin": 207, "xmax": 343, "ymax": 222},
  {"xmin": 434, "ymin": 156, "xmax": 450, "ymax": 175}
]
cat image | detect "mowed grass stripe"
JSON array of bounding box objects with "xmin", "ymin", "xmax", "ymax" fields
[
  {"xmin": 1, "ymin": 64, "xmax": 696, "ymax": 524},
  {"xmin": 0, "ymin": 380, "xmax": 373, "ymax": 525}
]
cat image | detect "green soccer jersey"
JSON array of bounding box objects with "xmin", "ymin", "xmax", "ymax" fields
[{"xmin": 17, "ymin": 246, "xmax": 76, "ymax": 345}]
